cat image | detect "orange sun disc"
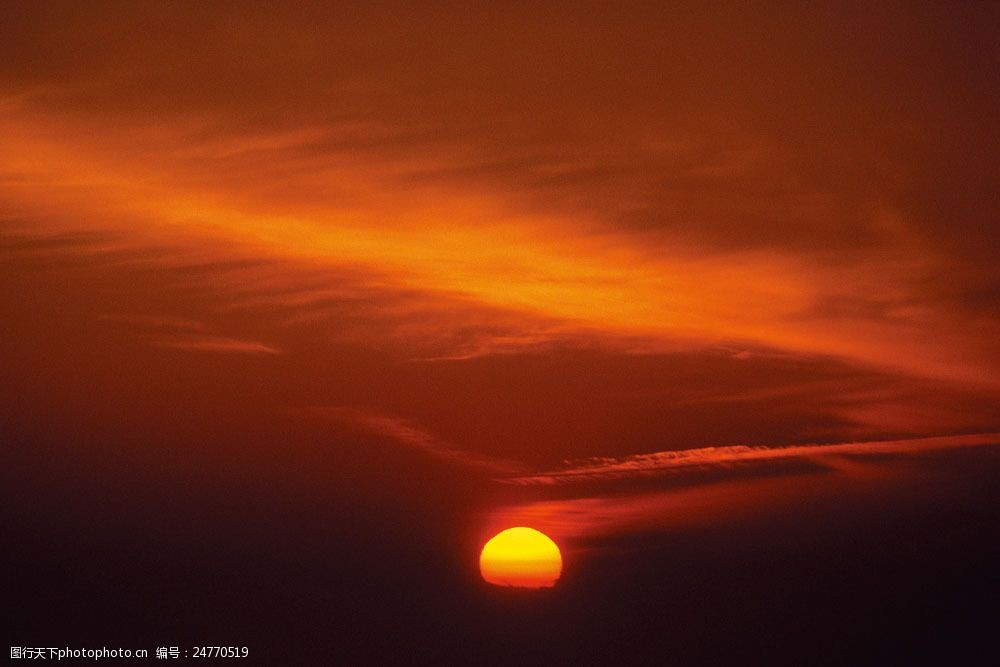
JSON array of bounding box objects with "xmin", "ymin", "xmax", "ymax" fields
[{"xmin": 479, "ymin": 526, "xmax": 562, "ymax": 588}]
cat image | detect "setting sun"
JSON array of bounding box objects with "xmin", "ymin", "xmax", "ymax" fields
[{"xmin": 479, "ymin": 527, "xmax": 563, "ymax": 588}]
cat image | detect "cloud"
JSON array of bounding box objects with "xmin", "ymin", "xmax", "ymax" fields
[
  {"xmin": 2, "ymin": 13, "xmax": 999, "ymax": 387},
  {"xmin": 1, "ymin": 3, "xmax": 997, "ymax": 484},
  {"xmin": 486, "ymin": 435, "xmax": 1000, "ymax": 543},
  {"xmin": 151, "ymin": 334, "xmax": 281, "ymax": 355},
  {"xmin": 505, "ymin": 433, "xmax": 1000, "ymax": 485},
  {"xmin": 294, "ymin": 406, "xmax": 523, "ymax": 474},
  {"xmin": 98, "ymin": 310, "xmax": 280, "ymax": 355},
  {"xmin": 100, "ymin": 314, "xmax": 207, "ymax": 331}
]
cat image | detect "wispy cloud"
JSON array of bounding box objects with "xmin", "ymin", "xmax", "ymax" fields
[
  {"xmin": 151, "ymin": 334, "xmax": 281, "ymax": 355},
  {"xmin": 2, "ymin": 92, "xmax": 998, "ymax": 386},
  {"xmin": 295, "ymin": 406, "xmax": 523, "ymax": 474},
  {"xmin": 99, "ymin": 311, "xmax": 280, "ymax": 355},
  {"xmin": 505, "ymin": 433, "xmax": 1000, "ymax": 485},
  {"xmin": 486, "ymin": 434, "xmax": 1000, "ymax": 543},
  {"xmin": 100, "ymin": 314, "xmax": 207, "ymax": 331}
]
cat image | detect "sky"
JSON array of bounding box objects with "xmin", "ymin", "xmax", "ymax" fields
[{"xmin": 3, "ymin": 2, "xmax": 999, "ymax": 664}]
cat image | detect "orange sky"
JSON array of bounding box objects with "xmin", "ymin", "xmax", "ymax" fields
[{"xmin": 3, "ymin": 2, "xmax": 999, "ymax": 548}]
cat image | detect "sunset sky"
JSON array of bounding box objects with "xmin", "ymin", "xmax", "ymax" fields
[{"xmin": 4, "ymin": 2, "xmax": 999, "ymax": 663}]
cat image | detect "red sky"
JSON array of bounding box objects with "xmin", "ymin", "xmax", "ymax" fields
[{"xmin": 3, "ymin": 5, "xmax": 999, "ymax": 659}]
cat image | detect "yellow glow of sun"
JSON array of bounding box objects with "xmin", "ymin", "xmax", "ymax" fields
[{"xmin": 479, "ymin": 527, "xmax": 563, "ymax": 588}]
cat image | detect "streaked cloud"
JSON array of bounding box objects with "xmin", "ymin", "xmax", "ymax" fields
[
  {"xmin": 100, "ymin": 314, "xmax": 207, "ymax": 331},
  {"xmin": 295, "ymin": 406, "xmax": 523, "ymax": 474},
  {"xmin": 1, "ymin": 23, "xmax": 998, "ymax": 387},
  {"xmin": 487, "ymin": 435, "xmax": 1000, "ymax": 544},
  {"xmin": 505, "ymin": 433, "xmax": 1000, "ymax": 485},
  {"xmin": 151, "ymin": 334, "xmax": 281, "ymax": 355}
]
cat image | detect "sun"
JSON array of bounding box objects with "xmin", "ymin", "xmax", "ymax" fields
[{"xmin": 479, "ymin": 527, "xmax": 562, "ymax": 588}]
